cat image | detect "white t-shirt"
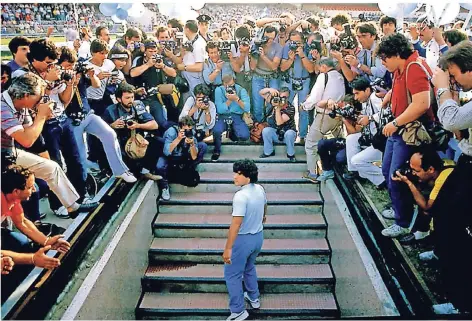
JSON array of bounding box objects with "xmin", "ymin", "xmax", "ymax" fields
[
  {"xmin": 78, "ymin": 40, "xmax": 91, "ymax": 60},
  {"xmin": 179, "ymin": 96, "xmax": 216, "ymax": 130},
  {"xmin": 86, "ymin": 59, "xmax": 115, "ymax": 100},
  {"xmin": 182, "ymin": 35, "xmax": 206, "ymax": 92}
]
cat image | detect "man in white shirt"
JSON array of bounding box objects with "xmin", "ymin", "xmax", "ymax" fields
[
  {"xmin": 410, "ymin": 18, "xmax": 448, "ymax": 70},
  {"xmin": 302, "ymin": 57, "xmax": 345, "ymax": 180}
]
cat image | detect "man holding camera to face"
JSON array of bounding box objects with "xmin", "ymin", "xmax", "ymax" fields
[
  {"xmin": 212, "ymin": 74, "xmax": 251, "ymax": 162},
  {"xmin": 203, "ymin": 41, "xmax": 236, "ymax": 100},
  {"xmin": 179, "ymin": 84, "xmax": 216, "ymax": 141},
  {"xmin": 102, "ymin": 83, "xmax": 162, "ymax": 181},
  {"xmin": 157, "ymin": 116, "xmax": 208, "ymax": 201},
  {"xmin": 259, "ymin": 87, "xmax": 297, "ymax": 162}
]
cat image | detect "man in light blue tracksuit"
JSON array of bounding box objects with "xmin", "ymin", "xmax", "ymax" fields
[{"xmin": 223, "ymin": 159, "xmax": 267, "ymax": 321}]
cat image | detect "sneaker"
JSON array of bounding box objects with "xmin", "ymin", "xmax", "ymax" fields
[
  {"xmin": 211, "ymin": 153, "xmax": 220, "ymax": 162},
  {"xmin": 375, "ymin": 181, "xmax": 387, "ymax": 190},
  {"xmin": 53, "ymin": 206, "xmax": 70, "ymax": 219},
  {"xmin": 342, "ymin": 171, "xmax": 358, "ymax": 180},
  {"xmin": 287, "ymin": 154, "xmax": 296, "ymax": 162},
  {"xmin": 259, "ymin": 151, "xmax": 275, "ymax": 158},
  {"xmin": 381, "ymin": 207, "xmax": 395, "ymax": 220},
  {"xmin": 419, "ymin": 250, "xmax": 438, "ymax": 261},
  {"xmin": 317, "ymin": 170, "xmax": 334, "ymax": 181},
  {"xmin": 381, "ymin": 224, "xmax": 410, "ymax": 238},
  {"xmin": 226, "ymin": 310, "xmax": 249, "ymax": 321},
  {"xmin": 433, "ymin": 303, "xmax": 459, "ymax": 315},
  {"xmin": 414, "ymin": 230, "xmax": 430, "ymax": 240},
  {"xmin": 161, "ymin": 187, "xmax": 171, "ymax": 201},
  {"xmin": 69, "ymin": 201, "xmax": 100, "ymax": 219},
  {"xmin": 298, "ymin": 138, "xmax": 305, "ymax": 145},
  {"xmin": 39, "ymin": 212, "xmax": 47, "ymax": 220},
  {"xmin": 143, "ymin": 172, "xmax": 163, "ymax": 181},
  {"xmin": 303, "ymin": 172, "xmax": 319, "ymax": 183},
  {"xmin": 244, "ymin": 292, "xmax": 260, "ymax": 309},
  {"xmin": 117, "ymin": 171, "xmax": 137, "ymax": 183}
]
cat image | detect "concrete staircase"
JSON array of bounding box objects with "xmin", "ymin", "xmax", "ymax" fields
[{"xmin": 136, "ymin": 143, "xmax": 340, "ymax": 319}]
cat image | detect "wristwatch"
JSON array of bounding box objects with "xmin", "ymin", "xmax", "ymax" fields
[
  {"xmin": 436, "ymin": 88, "xmax": 450, "ymax": 100},
  {"xmin": 357, "ymin": 62, "xmax": 362, "ymax": 69},
  {"xmin": 392, "ymin": 119, "xmax": 399, "ymax": 128}
]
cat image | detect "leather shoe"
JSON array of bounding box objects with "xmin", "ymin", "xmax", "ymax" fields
[
  {"xmin": 69, "ymin": 201, "xmax": 100, "ymax": 219},
  {"xmin": 259, "ymin": 151, "xmax": 275, "ymax": 158}
]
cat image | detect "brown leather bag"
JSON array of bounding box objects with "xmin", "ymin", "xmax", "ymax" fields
[
  {"xmin": 250, "ymin": 122, "xmax": 269, "ymax": 143},
  {"xmin": 125, "ymin": 129, "xmax": 149, "ymax": 159}
]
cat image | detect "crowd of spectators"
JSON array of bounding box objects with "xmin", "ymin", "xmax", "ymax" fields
[{"xmin": 1, "ymin": 4, "xmax": 471, "ymax": 316}]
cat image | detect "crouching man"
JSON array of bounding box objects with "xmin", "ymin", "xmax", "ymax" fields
[
  {"xmin": 223, "ymin": 159, "xmax": 267, "ymax": 321},
  {"xmin": 157, "ymin": 116, "xmax": 208, "ymax": 201}
]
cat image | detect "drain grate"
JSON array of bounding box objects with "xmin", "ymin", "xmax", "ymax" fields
[{"xmin": 146, "ymin": 263, "xmax": 197, "ymax": 273}]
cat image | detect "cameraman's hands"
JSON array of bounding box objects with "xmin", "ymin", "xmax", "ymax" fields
[
  {"xmin": 146, "ymin": 56, "xmax": 157, "ymax": 67},
  {"xmin": 216, "ymin": 60, "xmax": 224, "ymax": 71},
  {"xmin": 178, "ymin": 129, "xmax": 186, "ymax": 141},
  {"xmin": 327, "ymin": 99, "xmax": 337, "ymax": 111},
  {"xmin": 296, "ymin": 46, "xmax": 305, "ymax": 58},
  {"xmin": 345, "ymin": 55, "xmax": 359, "ymax": 68},
  {"xmin": 258, "ymin": 47, "xmax": 266, "ymax": 58},
  {"xmin": 330, "ymin": 50, "xmax": 343, "ymax": 62},
  {"xmin": 45, "ymin": 65, "xmax": 61, "ymax": 82},
  {"xmin": 111, "ymin": 118, "xmax": 125, "ymax": 129},
  {"xmin": 97, "ymin": 71, "xmax": 112, "ymax": 80},
  {"xmin": 409, "ymin": 25, "xmax": 419, "ymax": 40},
  {"xmin": 310, "ymin": 49, "xmax": 321, "ymax": 61},
  {"xmin": 127, "ymin": 120, "xmax": 141, "ymax": 130},
  {"xmin": 36, "ymin": 101, "xmax": 54, "ymax": 119},
  {"xmin": 392, "ymin": 170, "xmax": 410, "ymax": 183},
  {"xmin": 357, "ymin": 115, "xmax": 369, "ymax": 126},
  {"xmin": 155, "ymin": 61, "xmax": 165, "ymax": 69},
  {"xmin": 382, "ymin": 122, "xmax": 398, "ymax": 137},
  {"xmin": 288, "ymin": 50, "xmax": 296, "ymax": 60},
  {"xmin": 431, "ymin": 67, "xmax": 450, "ymax": 89},
  {"xmin": 135, "ymin": 87, "xmax": 147, "ymax": 96},
  {"xmin": 163, "ymin": 48, "xmax": 174, "ymax": 58},
  {"xmin": 184, "ymin": 137, "xmax": 194, "ymax": 145},
  {"xmin": 226, "ymin": 92, "xmax": 239, "ymax": 101}
]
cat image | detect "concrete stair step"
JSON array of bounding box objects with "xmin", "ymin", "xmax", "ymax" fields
[
  {"xmin": 137, "ymin": 292, "xmax": 339, "ymax": 320},
  {"xmin": 153, "ymin": 214, "xmax": 326, "ymax": 239},
  {"xmin": 198, "ymin": 162, "xmax": 307, "ymax": 173},
  {"xmin": 207, "ymin": 144, "xmax": 306, "ymax": 154},
  {"xmin": 199, "ymin": 171, "xmax": 318, "ymax": 184},
  {"xmin": 158, "ymin": 204, "xmax": 322, "ymax": 215},
  {"xmin": 160, "ymin": 191, "xmax": 323, "ymax": 206},
  {"xmin": 203, "ymin": 152, "xmax": 306, "ymax": 163},
  {"xmin": 149, "ymin": 238, "xmax": 330, "ymax": 264},
  {"xmin": 142, "ymin": 263, "xmax": 334, "ymax": 293},
  {"xmin": 168, "ymin": 183, "xmax": 318, "ymax": 193}
]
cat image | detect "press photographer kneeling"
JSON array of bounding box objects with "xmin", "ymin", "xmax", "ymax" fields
[
  {"xmin": 157, "ymin": 116, "xmax": 208, "ymax": 201},
  {"xmin": 102, "ymin": 83, "xmax": 162, "ymax": 181},
  {"xmin": 259, "ymin": 87, "xmax": 297, "ymax": 162}
]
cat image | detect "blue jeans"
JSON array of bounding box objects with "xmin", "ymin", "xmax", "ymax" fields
[
  {"xmin": 317, "ymin": 138, "xmax": 347, "ymax": 171},
  {"xmin": 252, "ymin": 75, "xmax": 279, "ymax": 122},
  {"xmin": 438, "ymin": 137, "xmax": 462, "ymax": 162},
  {"xmin": 213, "ymin": 114, "xmax": 250, "ymax": 154},
  {"xmin": 283, "ymin": 78, "xmax": 311, "ymax": 138},
  {"xmin": 224, "ymin": 231, "xmax": 264, "ymax": 313},
  {"xmin": 72, "ymin": 113, "xmax": 129, "ymax": 177},
  {"xmin": 42, "ymin": 118, "xmax": 86, "ymax": 203},
  {"xmin": 262, "ymin": 127, "xmax": 296, "ymax": 156},
  {"xmin": 382, "ymin": 134, "xmax": 414, "ymax": 227},
  {"xmin": 156, "ymin": 142, "xmax": 207, "ymax": 188}
]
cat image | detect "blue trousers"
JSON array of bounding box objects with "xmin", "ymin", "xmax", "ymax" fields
[
  {"xmin": 252, "ymin": 75, "xmax": 279, "ymax": 122},
  {"xmin": 224, "ymin": 231, "xmax": 264, "ymax": 313},
  {"xmin": 262, "ymin": 127, "xmax": 296, "ymax": 156},
  {"xmin": 317, "ymin": 138, "xmax": 347, "ymax": 171},
  {"xmin": 21, "ymin": 182, "xmax": 41, "ymax": 222},
  {"xmin": 382, "ymin": 134, "xmax": 414, "ymax": 227},
  {"xmin": 213, "ymin": 114, "xmax": 250, "ymax": 154},
  {"xmin": 283, "ymin": 78, "xmax": 311, "ymax": 138}
]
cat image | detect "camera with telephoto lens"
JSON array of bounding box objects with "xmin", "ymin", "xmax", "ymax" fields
[
  {"xmin": 395, "ymin": 161, "xmax": 416, "ymax": 182},
  {"xmin": 328, "ymin": 104, "xmax": 361, "ymax": 121},
  {"xmin": 199, "ymin": 96, "xmax": 210, "ymax": 106},
  {"xmin": 277, "ymin": 128, "xmax": 286, "ymax": 141},
  {"xmin": 329, "ymin": 23, "xmax": 356, "ymax": 52},
  {"xmin": 218, "ymin": 40, "xmax": 237, "ymax": 61},
  {"xmin": 152, "ymin": 54, "xmax": 163, "ymax": 64},
  {"xmin": 226, "ymin": 85, "xmax": 236, "ymax": 95},
  {"xmin": 75, "ymin": 60, "xmax": 93, "ymax": 74},
  {"xmin": 370, "ymin": 78, "xmax": 389, "ymax": 94},
  {"xmin": 251, "ymin": 36, "xmax": 269, "ymax": 57},
  {"xmin": 271, "ymin": 96, "xmax": 281, "ymax": 105},
  {"xmin": 160, "ymin": 40, "xmax": 176, "ymax": 51},
  {"xmin": 182, "ymin": 41, "xmax": 194, "ymax": 52},
  {"xmin": 195, "ymin": 124, "xmax": 205, "ymax": 142},
  {"xmin": 224, "ymin": 116, "xmax": 233, "ymax": 138},
  {"xmin": 288, "ymin": 40, "xmax": 299, "ymax": 52}
]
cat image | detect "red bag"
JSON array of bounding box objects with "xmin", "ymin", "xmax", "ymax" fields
[{"xmin": 250, "ymin": 122, "xmax": 269, "ymax": 143}]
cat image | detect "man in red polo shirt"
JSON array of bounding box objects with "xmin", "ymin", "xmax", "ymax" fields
[{"xmin": 375, "ymin": 33, "xmax": 434, "ymax": 238}]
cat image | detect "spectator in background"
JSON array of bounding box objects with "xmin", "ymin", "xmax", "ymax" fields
[
  {"xmin": 330, "ymin": 13, "xmax": 351, "ymax": 34},
  {"xmin": 96, "ymin": 26, "xmax": 110, "ymax": 44},
  {"xmin": 1, "ymin": 64, "xmax": 12, "ymax": 92},
  {"xmin": 380, "ymin": 16, "xmax": 396, "ymax": 37},
  {"xmin": 442, "ymin": 29, "xmax": 468, "ymax": 48},
  {"xmin": 6, "ymin": 36, "xmax": 31, "ymax": 73},
  {"xmin": 410, "ymin": 17, "xmax": 448, "ymax": 70}
]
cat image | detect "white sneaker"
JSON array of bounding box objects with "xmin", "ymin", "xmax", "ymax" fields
[
  {"xmin": 161, "ymin": 187, "xmax": 171, "ymax": 201},
  {"xmin": 244, "ymin": 292, "xmax": 261, "ymax": 309},
  {"xmin": 413, "ymin": 230, "xmax": 430, "ymax": 240},
  {"xmin": 433, "ymin": 302, "xmax": 459, "ymax": 315},
  {"xmin": 226, "ymin": 310, "xmax": 249, "ymax": 321},
  {"xmin": 53, "ymin": 206, "xmax": 70, "ymax": 219},
  {"xmin": 381, "ymin": 207, "xmax": 396, "ymax": 220},
  {"xmin": 419, "ymin": 250, "xmax": 439, "ymax": 261},
  {"xmin": 381, "ymin": 224, "xmax": 410, "ymax": 238},
  {"xmin": 117, "ymin": 171, "xmax": 137, "ymax": 183}
]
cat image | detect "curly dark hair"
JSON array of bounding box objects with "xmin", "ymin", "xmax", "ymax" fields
[
  {"xmin": 443, "ymin": 29, "xmax": 468, "ymax": 47},
  {"xmin": 376, "ymin": 33, "xmax": 413, "ymax": 60},
  {"xmin": 28, "ymin": 38, "xmax": 58, "ymax": 63},
  {"xmin": 331, "ymin": 13, "xmax": 350, "ymax": 27},
  {"xmin": 380, "ymin": 16, "xmax": 397, "ymax": 29},
  {"xmin": 233, "ymin": 159, "xmax": 258, "ymax": 183},
  {"xmin": 194, "ymin": 84, "xmax": 211, "ymax": 97},
  {"xmin": 179, "ymin": 115, "xmax": 195, "ymax": 128},
  {"xmin": 58, "ymin": 46, "xmax": 78, "ymax": 64},
  {"xmin": 350, "ymin": 77, "xmax": 371, "ymax": 92},
  {"xmin": 439, "ymin": 40, "xmax": 472, "ymax": 73},
  {"xmin": 1, "ymin": 165, "xmax": 33, "ymax": 195}
]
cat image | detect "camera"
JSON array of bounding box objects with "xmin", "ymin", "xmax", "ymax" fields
[
  {"xmin": 358, "ymin": 133, "xmax": 372, "ymax": 149},
  {"xmin": 292, "ymin": 79, "xmax": 303, "ymax": 92},
  {"xmin": 160, "ymin": 40, "xmax": 176, "ymax": 51},
  {"xmin": 75, "ymin": 60, "xmax": 93, "ymax": 74},
  {"xmin": 243, "ymin": 71, "xmax": 252, "ymax": 82},
  {"xmin": 195, "ymin": 124, "xmax": 205, "ymax": 142},
  {"xmin": 306, "ymin": 40, "xmax": 322, "ymax": 53},
  {"xmin": 152, "ymin": 54, "xmax": 163, "ymax": 64},
  {"xmin": 69, "ymin": 111, "xmax": 86, "ymax": 126},
  {"xmin": 182, "ymin": 41, "xmax": 194, "ymax": 52},
  {"xmin": 329, "ymin": 23, "xmax": 356, "ymax": 52},
  {"xmin": 134, "ymin": 42, "xmax": 142, "ymax": 50},
  {"xmin": 395, "ymin": 161, "xmax": 416, "ymax": 182},
  {"xmin": 251, "ymin": 36, "xmax": 269, "ymax": 57},
  {"xmin": 199, "ymin": 96, "xmax": 210, "ymax": 105},
  {"xmin": 39, "ymin": 95, "xmax": 59, "ymax": 112},
  {"xmin": 370, "ymin": 78, "xmax": 389, "ymax": 94},
  {"xmin": 218, "ymin": 40, "xmax": 237, "ymax": 61},
  {"xmin": 126, "ymin": 119, "xmax": 135, "ymax": 127},
  {"xmin": 184, "ymin": 128, "xmax": 194, "ymax": 138},
  {"xmin": 334, "ymin": 138, "xmax": 346, "ymax": 149},
  {"xmin": 279, "ymin": 23, "xmax": 287, "ymax": 33},
  {"xmin": 238, "ymin": 38, "xmax": 251, "ymax": 48},
  {"xmin": 271, "ymin": 96, "xmax": 281, "ymax": 105},
  {"xmin": 288, "ymin": 40, "xmax": 299, "ymax": 52},
  {"xmin": 61, "ymin": 70, "xmax": 74, "ymax": 82},
  {"xmin": 223, "ymin": 116, "xmax": 233, "ymax": 138},
  {"xmin": 277, "ymin": 128, "xmax": 286, "ymax": 141},
  {"xmin": 328, "ymin": 104, "xmax": 361, "ymax": 121},
  {"xmin": 226, "ymin": 85, "xmax": 236, "ymax": 95}
]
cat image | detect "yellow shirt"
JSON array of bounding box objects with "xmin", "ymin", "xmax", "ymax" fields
[{"xmin": 430, "ymin": 168, "xmax": 454, "ymax": 201}]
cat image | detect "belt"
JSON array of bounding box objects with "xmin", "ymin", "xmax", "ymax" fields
[
  {"xmin": 315, "ymin": 106, "xmax": 332, "ymax": 114},
  {"xmin": 254, "ymin": 71, "xmax": 275, "ymax": 79},
  {"xmin": 290, "ymin": 76, "xmax": 309, "ymax": 81}
]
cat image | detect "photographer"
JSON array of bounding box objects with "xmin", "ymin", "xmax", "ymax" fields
[
  {"xmin": 179, "ymin": 84, "xmax": 216, "ymax": 139},
  {"xmin": 250, "ymin": 26, "xmax": 283, "ymax": 122},
  {"xmin": 376, "ymin": 34, "xmax": 435, "ymax": 238},
  {"xmin": 174, "ymin": 20, "xmax": 206, "ymax": 100},
  {"xmin": 302, "ymin": 57, "xmax": 345, "ymax": 181},
  {"xmin": 130, "ymin": 39, "xmax": 177, "ymax": 131},
  {"xmin": 58, "ymin": 47, "xmax": 137, "ymax": 183},
  {"xmin": 1, "ymin": 73, "xmax": 98, "ymax": 218},
  {"xmin": 280, "ymin": 31, "xmax": 316, "ymax": 144},
  {"xmin": 329, "ymin": 30, "xmax": 360, "ymax": 83},
  {"xmin": 232, "ymin": 26, "xmax": 253, "ymax": 103},
  {"xmin": 392, "ymin": 148, "xmax": 471, "ymax": 314},
  {"xmin": 344, "ymin": 77, "xmax": 385, "ymax": 188},
  {"xmin": 212, "ymin": 74, "xmax": 251, "ymax": 162},
  {"xmin": 101, "ymin": 83, "xmax": 162, "ymax": 181},
  {"xmin": 112, "ymin": 27, "xmax": 143, "ymax": 74},
  {"xmin": 259, "ymin": 87, "xmax": 297, "ymax": 162},
  {"xmin": 76, "ymin": 27, "xmax": 93, "ymax": 60},
  {"xmin": 197, "ymin": 14, "xmax": 212, "ymax": 43},
  {"xmin": 157, "ymin": 116, "xmax": 208, "ymax": 201},
  {"xmin": 6, "ymin": 36, "xmax": 31, "ymax": 73},
  {"xmin": 203, "ymin": 41, "xmax": 235, "ymax": 99}
]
